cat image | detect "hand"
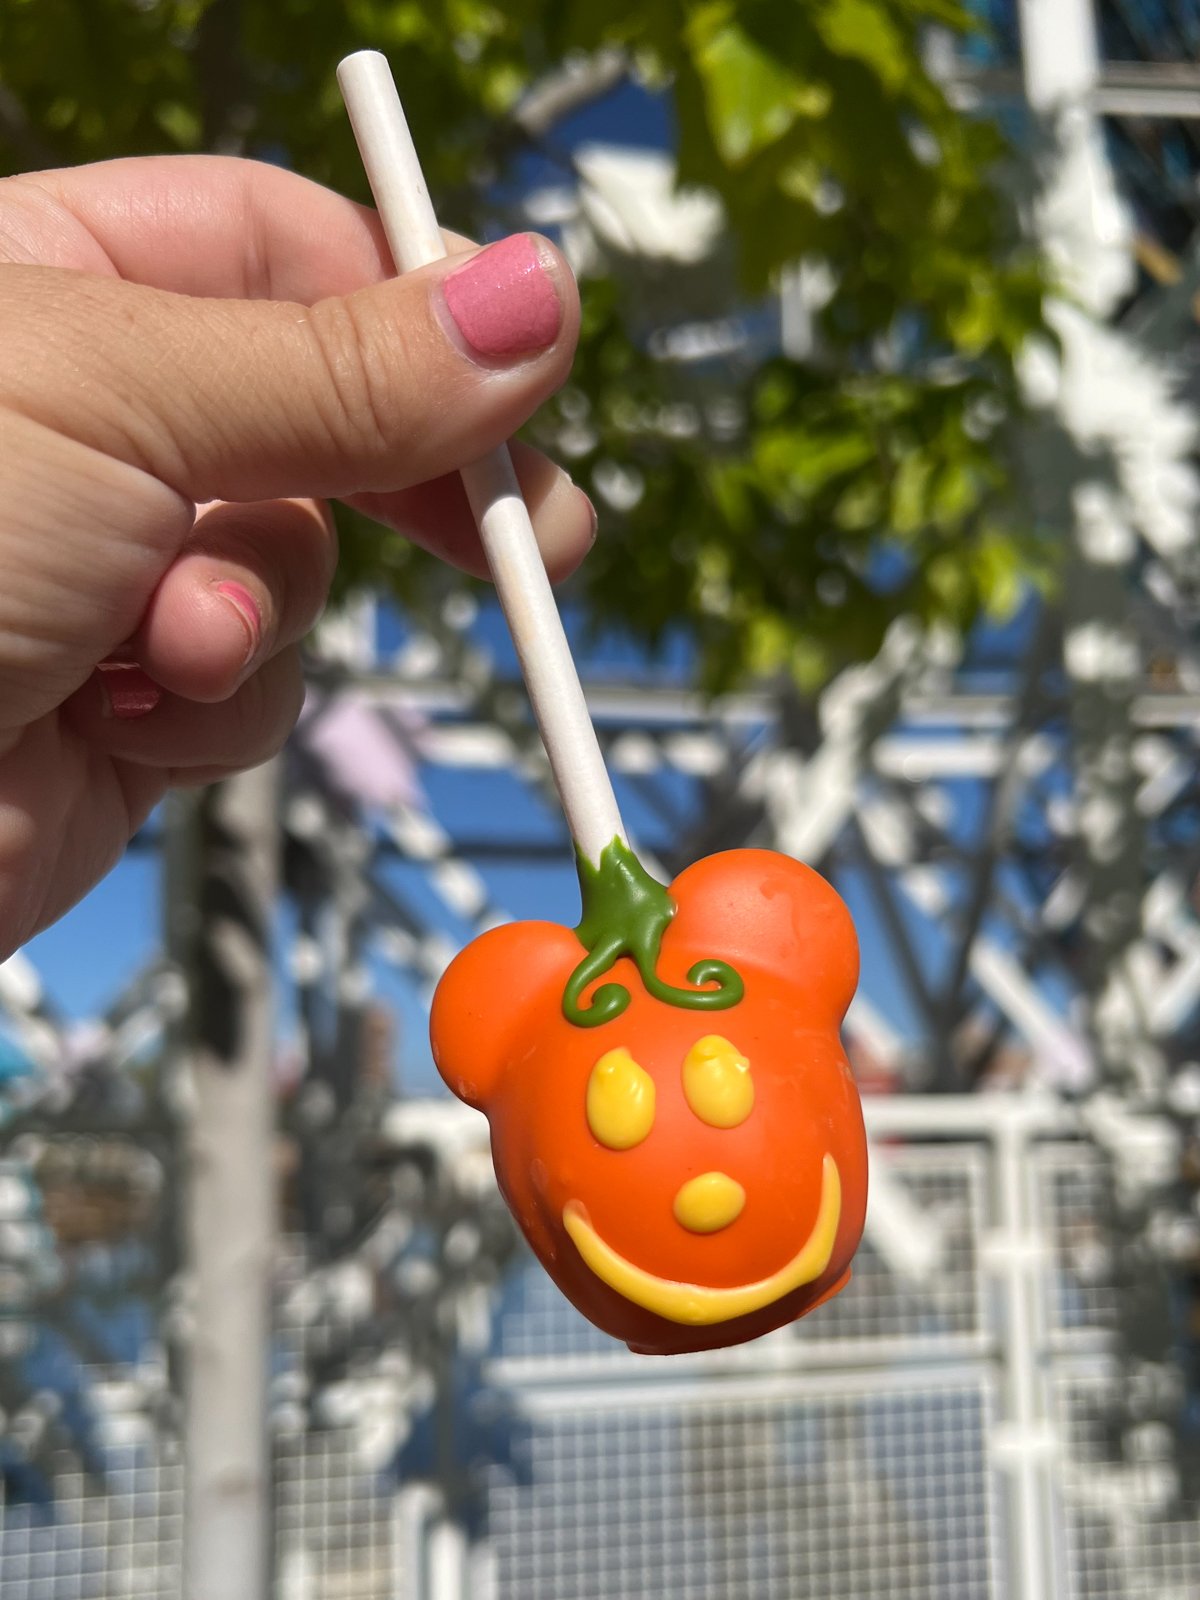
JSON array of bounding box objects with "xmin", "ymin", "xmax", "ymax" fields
[{"xmin": 0, "ymin": 155, "xmax": 590, "ymax": 955}]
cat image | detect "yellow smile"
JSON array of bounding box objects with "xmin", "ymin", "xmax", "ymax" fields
[{"xmin": 562, "ymin": 1154, "xmax": 842, "ymax": 1326}]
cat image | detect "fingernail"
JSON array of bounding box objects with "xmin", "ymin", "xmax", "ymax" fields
[
  {"xmin": 213, "ymin": 580, "xmax": 262, "ymax": 666},
  {"xmin": 584, "ymin": 493, "xmax": 598, "ymax": 546},
  {"xmin": 96, "ymin": 662, "xmax": 162, "ymax": 720},
  {"xmin": 441, "ymin": 234, "xmax": 563, "ymax": 359}
]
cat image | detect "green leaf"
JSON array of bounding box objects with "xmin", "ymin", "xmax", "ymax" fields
[
  {"xmin": 812, "ymin": 0, "xmax": 908, "ymax": 91},
  {"xmin": 891, "ymin": 451, "xmax": 932, "ymax": 533},
  {"xmin": 758, "ymin": 427, "xmax": 875, "ymax": 494},
  {"xmin": 973, "ymin": 526, "xmax": 1025, "ymax": 618},
  {"xmin": 153, "ymin": 100, "xmax": 201, "ymax": 149},
  {"xmin": 930, "ymin": 459, "xmax": 981, "ymax": 525},
  {"xmin": 687, "ymin": 10, "xmax": 830, "ymax": 166}
]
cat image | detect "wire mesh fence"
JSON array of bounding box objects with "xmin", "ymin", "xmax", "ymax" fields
[
  {"xmin": 2, "ymin": 1106, "xmax": 1198, "ymax": 1598},
  {"xmin": 485, "ymin": 1376, "xmax": 1005, "ymax": 1600},
  {"xmin": 0, "ymin": 1450, "xmax": 183, "ymax": 1600}
]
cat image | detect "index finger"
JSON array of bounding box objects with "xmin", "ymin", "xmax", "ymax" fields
[{"xmin": 6, "ymin": 153, "xmax": 473, "ymax": 301}]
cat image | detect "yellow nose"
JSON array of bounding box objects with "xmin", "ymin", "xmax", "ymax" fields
[{"xmin": 673, "ymin": 1172, "xmax": 746, "ymax": 1234}]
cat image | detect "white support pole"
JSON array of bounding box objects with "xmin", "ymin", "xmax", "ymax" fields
[
  {"xmin": 180, "ymin": 764, "xmax": 279, "ymax": 1600},
  {"xmin": 1017, "ymin": 0, "xmax": 1099, "ymax": 111},
  {"xmin": 1018, "ymin": 0, "xmax": 1131, "ymax": 319},
  {"xmin": 1004, "ymin": 16, "xmax": 1107, "ymax": 1595},
  {"xmin": 396, "ymin": 1483, "xmax": 442, "ymax": 1600},
  {"xmin": 428, "ymin": 1517, "xmax": 468, "ymax": 1600},
  {"xmin": 990, "ymin": 1116, "xmax": 1057, "ymax": 1600}
]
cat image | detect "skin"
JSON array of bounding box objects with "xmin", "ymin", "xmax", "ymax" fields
[{"xmin": 0, "ymin": 154, "xmax": 590, "ymax": 957}]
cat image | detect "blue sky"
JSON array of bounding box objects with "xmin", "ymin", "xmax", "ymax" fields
[{"xmin": 23, "ymin": 830, "xmax": 163, "ymax": 1022}]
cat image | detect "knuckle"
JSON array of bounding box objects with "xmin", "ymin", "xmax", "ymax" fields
[{"xmin": 304, "ymin": 294, "xmax": 401, "ymax": 461}]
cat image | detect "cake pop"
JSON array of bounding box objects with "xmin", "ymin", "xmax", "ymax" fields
[{"xmin": 339, "ymin": 51, "xmax": 868, "ymax": 1354}]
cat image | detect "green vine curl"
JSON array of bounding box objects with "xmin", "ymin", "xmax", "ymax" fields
[{"xmin": 562, "ymin": 838, "xmax": 744, "ymax": 1028}]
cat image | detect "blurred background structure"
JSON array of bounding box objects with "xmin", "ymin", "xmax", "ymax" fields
[{"xmin": 4, "ymin": 0, "xmax": 1200, "ymax": 1595}]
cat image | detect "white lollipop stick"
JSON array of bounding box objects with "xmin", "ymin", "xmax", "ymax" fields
[{"xmin": 337, "ymin": 50, "xmax": 626, "ymax": 867}]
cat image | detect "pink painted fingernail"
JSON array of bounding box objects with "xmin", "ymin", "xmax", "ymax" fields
[
  {"xmin": 96, "ymin": 662, "xmax": 162, "ymax": 720},
  {"xmin": 213, "ymin": 580, "xmax": 262, "ymax": 665},
  {"xmin": 441, "ymin": 235, "xmax": 563, "ymax": 359}
]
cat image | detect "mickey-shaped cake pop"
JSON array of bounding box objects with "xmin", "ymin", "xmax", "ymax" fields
[
  {"xmin": 430, "ymin": 842, "xmax": 867, "ymax": 1354},
  {"xmin": 339, "ymin": 51, "xmax": 868, "ymax": 1357}
]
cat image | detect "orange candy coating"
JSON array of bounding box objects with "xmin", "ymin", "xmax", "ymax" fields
[{"xmin": 429, "ymin": 849, "xmax": 868, "ymax": 1355}]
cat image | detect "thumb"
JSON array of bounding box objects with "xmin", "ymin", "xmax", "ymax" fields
[{"xmin": 0, "ymin": 233, "xmax": 578, "ymax": 504}]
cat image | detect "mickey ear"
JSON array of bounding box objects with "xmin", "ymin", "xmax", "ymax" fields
[
  {"xmin": 429, "ymin": 921, "xmax": 581, "ymax": 1110},
  {"xmin": 664, "ymin": 850, "xmax": 859, "ymax": 1023}
]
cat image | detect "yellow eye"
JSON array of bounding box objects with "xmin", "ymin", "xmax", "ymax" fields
[
  {"xmin": 586, "ymin": 1048, "xmax": 656, "ymax": 1150},
  {"xmin": 682, "ymin": 1035, "xmax": 754, "ymax": 1128}
]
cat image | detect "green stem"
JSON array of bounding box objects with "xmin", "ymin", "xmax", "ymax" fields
[{"xmin": 562, "ymin": 838, "xmax": 744, "ymax": 1028}]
